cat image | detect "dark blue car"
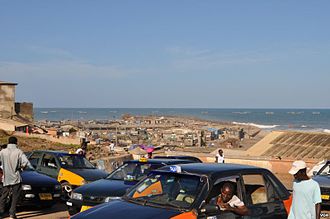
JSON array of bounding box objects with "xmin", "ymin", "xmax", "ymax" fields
[
  {"xmin": 0, "ymin": 166, "xmax": 61, "ymax": 208},
  {"xmin": 67, "ymin": 158, "xmax": 195, "ymax": 215},
  {"xmin": 71, "ymin": 163, "xmax": 292, "ymax": 219}
]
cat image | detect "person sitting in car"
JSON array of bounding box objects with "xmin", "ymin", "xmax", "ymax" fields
[{"xmin": 216, "ymin": 182, "xmax": 249, "ymax": 216}]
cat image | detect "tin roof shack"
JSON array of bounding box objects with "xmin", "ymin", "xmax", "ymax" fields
[
  {"xmin": 46, "ymin": 128, "xmax": 58, "ymax": 137},
  {"xmin": 0, "ymin": 81, "xmax": 17, "ymax": 119}
]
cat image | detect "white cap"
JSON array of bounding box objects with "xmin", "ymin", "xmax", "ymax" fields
[{"xmin": 289, "ymin": 160, "xmax": 307, "ymax": 175}]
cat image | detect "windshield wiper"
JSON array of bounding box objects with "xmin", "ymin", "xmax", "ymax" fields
[{"xmin": 126, "ymin": 196, "xmax": 149, "ymax": 206}]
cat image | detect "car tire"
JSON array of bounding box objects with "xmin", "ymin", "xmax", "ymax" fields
[{"xmin": 61, "ymin": 182, "xmax": 73, "ymax": 200}]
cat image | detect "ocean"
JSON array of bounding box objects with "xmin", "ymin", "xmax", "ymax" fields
[{"xmin": 34, "ymin": 108, "xmax": 330, "ymax": 132}]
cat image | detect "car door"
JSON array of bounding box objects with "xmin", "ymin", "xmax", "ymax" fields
[
  {"xmin": 241, "ymin": 172, "xmax": 287, "ymax": 219},
  {"xmin": 38, "ymin": 153, "xmax": 60, "ymax": 179}
]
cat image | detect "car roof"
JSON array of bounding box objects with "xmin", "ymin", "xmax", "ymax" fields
[
  {"xmin": 32, "ymin": 150, "xmax": 75, "ymax": 156},
  {"xmin": 153, "ymin": 155, "xmax": 203, "ymax": 163},
  {"xmin": 158, "ymin": 163, "xmax": 267, "ymax": 180},
  {"xmin": 125, "ymin": 158, "xmax": 194, "ymax": 165}
]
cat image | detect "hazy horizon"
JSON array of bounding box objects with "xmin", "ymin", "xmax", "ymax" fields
[{"xmin": 1, "ymin": 1, "xmax": 330, "ymax": 108}]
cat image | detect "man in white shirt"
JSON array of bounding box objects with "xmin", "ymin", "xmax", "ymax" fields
[
  {"xmin": 215, "ymin": 149, "xmax": 225, "ymax": 163},
  {"xmin": 0, "ymin": 137, "xmax": 29, "ymax": 219},
  {"xmin": 288, "ymin": 160, "xmax": 321, "ymax": 219},
  {"xmin": 216, "ymin": 182, "xmax": 249, "ymax": 216}
]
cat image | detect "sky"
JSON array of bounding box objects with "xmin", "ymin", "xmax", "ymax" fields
[{"xmin": 1, "ymin": 1, "xmax": 330, "ymax": 108}]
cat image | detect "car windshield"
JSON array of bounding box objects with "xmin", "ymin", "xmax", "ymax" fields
[
  {"xmin": 125, "ymin": 172, "xmax": 203, "ymax": 210},
  {"xmin": 319, "ymin": 163, "xmax": 330, "ymax": 175},
  {"xmin": 58, "ymin": 154, "xmax": 95, "ymax": 169},
  {"xmin": 107, "ymin": 163, "xmax": 161, "ymax": 181}
]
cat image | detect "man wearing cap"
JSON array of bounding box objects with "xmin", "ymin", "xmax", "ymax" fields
[{"xmin": 288, "ymin": 160, "xmax": 321, "ymax": 219}]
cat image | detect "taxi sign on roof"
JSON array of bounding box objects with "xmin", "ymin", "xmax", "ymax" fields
[
  {"xmin": 169, "ymin": 165, "xmax": 182, "ymax": 173},
  {"xmin": 139, "ymin": 157, "xmax": 148, "ymax": 162}
]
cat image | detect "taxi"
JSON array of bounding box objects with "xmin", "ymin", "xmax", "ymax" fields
[
  {"xmin": 28, "ymin": 150, "xmax": 108, "ymax": 198},
  {"xmin": 67, "ymin": 157, "xmax": 195, "ymax": 215},
  {"xmin": 71, "ymin": 163, "xmax": 292, "ymax": 219}
]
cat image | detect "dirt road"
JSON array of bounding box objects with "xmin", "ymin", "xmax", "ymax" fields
[{"xmin": 3, "ymin": 203, "xmax": 68, "ymax": 219}]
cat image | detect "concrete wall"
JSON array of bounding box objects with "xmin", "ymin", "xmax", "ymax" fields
[
  {"xmin": 0, "ymin": 84, "xmax": 16, "ymax": 119},
  {"xmin": 15, "ymin": 102, "xmax": 34, "ymax": 121},
  {"xmin": 14, "ymin": 132, "xmax": 81, "ymax": 145}
]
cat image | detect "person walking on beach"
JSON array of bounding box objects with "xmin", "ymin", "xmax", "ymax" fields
[
  {"xmin": 288, "ymin": 160, "xmax": 321, "ymax": 219},
  {"xmin": 0, "ymin": 137, "xmax": 30, "ymax": 219},
  {"xmin": 215, "ymin": 149, "xmax": 225, "ymax": 163}
]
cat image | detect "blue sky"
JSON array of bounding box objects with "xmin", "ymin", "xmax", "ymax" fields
[{"xmin": 1, "ymin": 1, "xmax": 330, "ymax": 108}]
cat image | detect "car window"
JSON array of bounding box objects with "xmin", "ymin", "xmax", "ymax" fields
[
  {"xmin": 126, "ymin": 172, "xmax": 203, "ymax": 210},
  {"xmin": 58, "ymin": 154, "xmax": 95, "ymax": 169},
  {"xmin": 41, "ymin": 154, "xmax": 58, "ymax": 169},
  {"xmin": 242, "ymin": 174, "xmax": 276, "ymax": 205},
  {"xmin": 319, "ymin": 163, "xmax": 330, "ymax": 175},
  {"xmin": 107, "ymin": 163, "xmax": 162, "ymax": 181},
  {"xmin": 29, "ymin": 152, "xmax": 43, "ymax": 168},
  {"xmin": 206, "ymin": 176, "xmax": 241, "ymax": 204}
]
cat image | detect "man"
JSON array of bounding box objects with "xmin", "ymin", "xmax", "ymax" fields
[
  {"xmin": 288, "ymin": 160, "xmax": 321, "ymax": 219},
  {"xmin": 216, "ymin": 182, "xmax": 249, "ymax": 216},
  {"xmin": 0, "ymin": 137, "xmax": 30, "ymax": 219},
  {"xmin": 215, "ymin": 149, "xmax": 225, "ymax": 163}
]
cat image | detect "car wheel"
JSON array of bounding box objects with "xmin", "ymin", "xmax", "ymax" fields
[{"xmin": 61, "ymin": 182, "xmax": 73, "ymax": 200}]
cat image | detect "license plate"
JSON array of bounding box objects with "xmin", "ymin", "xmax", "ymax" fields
[
  {"xmin": 321, "ymin": 194, "xmax": 330, "ymax": 200},
  {"xmin": 81, "ymin": 205, "xmax": 92, "ymax": 212},
  {"xmin": 39, "ymin": 193, "xmax": 53, "ymax": 200}
]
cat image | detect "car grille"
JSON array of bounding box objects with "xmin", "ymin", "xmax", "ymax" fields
[
  {"xmin": 321, "ymin": 187, "xmax": 330, "ymax": 195},
  {"xmin": 33, "ymin": 186, "xmax": 55, "ymax": 193},
  {"xmin": 83, "ymin": 195, "xmax": 105, "ymax": 204}
]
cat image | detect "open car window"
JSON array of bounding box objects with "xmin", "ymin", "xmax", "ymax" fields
[
  {"xmin": 242, "ymin": 174, "xmax": 277, "ymax": 205},
  {"xmin": 206, "ymin": 176, "xmax": 241, "ymax": 204}
]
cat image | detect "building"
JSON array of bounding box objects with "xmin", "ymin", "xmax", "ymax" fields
[
  {"xmin": 0, "ymin": 80, "xmax": 17, "ymax": 119},
  {"xmin": 0, "ymin": 81, "xmax": 33, "ymax": 131}
]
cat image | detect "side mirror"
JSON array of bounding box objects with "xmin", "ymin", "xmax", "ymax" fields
[
  {"xmin": 313, "ymin": 171, "xmax": 317, "ymax": 176},
  {"xmin": 200, "ymin": 204, "xmax": 219, "ymax": 214}
]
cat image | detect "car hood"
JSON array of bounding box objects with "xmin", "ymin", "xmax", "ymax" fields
[
  {"xmin": 72, "ymin": 199, "xmax": 182, "ymax": 219},
  {"xmin": 21, "ymin": 170, "xmax": 59, "ymax": 186},
  {"xmin": 313, "ymin": 175, "xmax": 330, "ymax": 188},
  {"xmin": 74, "ymin": 179, "xmax": 136, "ymax": 197},
  {"xmin": 67, "ymin": 168, "xmax": 108, "ymax": 181}
]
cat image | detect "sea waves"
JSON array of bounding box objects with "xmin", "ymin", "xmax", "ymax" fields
[{"xmin": 232, "ymin": 122, "xmax": 279, "ymax": 129}]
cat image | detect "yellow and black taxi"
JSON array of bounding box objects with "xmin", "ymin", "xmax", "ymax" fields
[
  {"xmin": 67, "ymin": 157, "xmax": 195, "ymax": 215},
  {"xmin": 313, "ymin": 160, "xmax": 330, "ymax": 206},
  {"xmin": 27, "ymin": 150, "xmax": 108, "ymax": 198},
  {"xmin": 0, "ymin": 166, "xmax": 62, "ymax": 208},
  {"xmin": 71, "ymin": 163, "xmax": 292, "ymax": 219}
]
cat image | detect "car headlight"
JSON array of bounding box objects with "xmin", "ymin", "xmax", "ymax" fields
[
  {"xmin": 22, "ymin": 184, "xmax": 32, "ymax": 191},
  {"xmin": 71, "ymin": 192, "xmax": 83, "ymax": 200},
  {"xmin": 55, "ymin": 185, "xmax": 62, "ymax": 190},
  {"xmin": 104, "ymin": 196, "xmax": 121, "ymax": 203}
]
